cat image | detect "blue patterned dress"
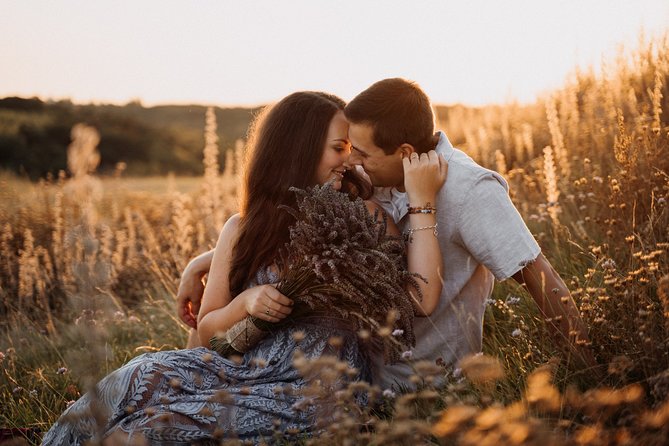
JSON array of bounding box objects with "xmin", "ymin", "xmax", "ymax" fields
[{"xmin": 41, "ymin": 270, "xmax": 371, "ymax": 445}]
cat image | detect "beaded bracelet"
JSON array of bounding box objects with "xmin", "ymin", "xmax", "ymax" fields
[
  {"xmin": 407, "ymin": 202, "xmax": 437, "ymax": 214},
  {"xmin": 403, "ymin": 223, "xmax": 438, "ymax": 243}
]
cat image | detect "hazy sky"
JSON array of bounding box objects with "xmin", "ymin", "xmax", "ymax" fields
[{"xmin": 1, "ymin": 0, "xmax": 668, "ymax": 106}]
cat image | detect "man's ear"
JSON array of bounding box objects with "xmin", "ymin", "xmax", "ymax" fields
[{"xmin": 397, "ymin": 144, "xmax": 416, "ymax": 159}]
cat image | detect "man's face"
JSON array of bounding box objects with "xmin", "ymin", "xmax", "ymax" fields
[{"xmin": 347, "ymin": 122, "xmax": 404, "ymax": 188}]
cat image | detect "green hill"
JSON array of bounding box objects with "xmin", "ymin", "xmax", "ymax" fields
[{"xmin": 0, "ymin": 97, "xmax": 259, "ymax": 178}]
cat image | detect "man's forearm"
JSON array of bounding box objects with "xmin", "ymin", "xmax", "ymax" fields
[
  {"xmin": 513, "ymin": 254, "xmax": 591, "ymax": 348},
  {"xmin": 185, "ymin": 249, "xmax": 215, "ymax": 276}
]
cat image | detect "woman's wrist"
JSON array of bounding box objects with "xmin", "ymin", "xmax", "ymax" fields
[{"xmin": 406, "ymin": 194, "xmax": 437, "ymax": 207}]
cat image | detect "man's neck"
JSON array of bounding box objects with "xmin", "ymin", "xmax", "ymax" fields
[{"xmin": 431, "ymin": 132, "xmax": 440, "ymax": 149}]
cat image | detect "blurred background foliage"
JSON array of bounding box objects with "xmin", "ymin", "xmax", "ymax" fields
[{"xmin": 0, "ymin": 97, "xmax": 259, "ymax": 178}]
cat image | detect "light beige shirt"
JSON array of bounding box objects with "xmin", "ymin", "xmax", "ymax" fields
[{"xmin": 372, "ymin": 131, "xmax": 541, "ymax": 389}]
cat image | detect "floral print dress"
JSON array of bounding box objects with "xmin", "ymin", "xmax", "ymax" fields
[{"xmin": 41, "ymin": 270, "xmax": 370, "ymax": 445}]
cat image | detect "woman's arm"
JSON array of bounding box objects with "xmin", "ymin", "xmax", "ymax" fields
[
  {"xmin": 365, "ymin": 199, "xmax": 442, "ymax": 317},
  {"xmin": 196, "ymin": 214, "xmax": 293, "ymax": 347},
  {"xmin": 402, "ymin": 150, "xmax": 448, "ymax": 316}
]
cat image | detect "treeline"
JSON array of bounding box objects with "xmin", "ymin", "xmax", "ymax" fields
[
  {"xmin": 0, "ymin": 97, "xmax": 259, "ymax": 178},
  {"xmin": 0, "ymin": 96, "xmax": 505, "ymax": 180}
]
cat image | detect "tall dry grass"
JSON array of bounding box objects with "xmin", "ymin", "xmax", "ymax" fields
[{"xmin": 1, "ymin": 33, "xmax": 669, "ymax": 444}]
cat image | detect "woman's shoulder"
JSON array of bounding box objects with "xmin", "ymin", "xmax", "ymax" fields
[{"xmin": 216, "ymin": 213, "xmax": 242, "ymax": 243}]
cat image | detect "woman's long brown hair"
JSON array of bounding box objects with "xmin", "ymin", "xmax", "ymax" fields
[{"xmin": 229, "ymin": 91, "xmax": 372, "ymax": 298}]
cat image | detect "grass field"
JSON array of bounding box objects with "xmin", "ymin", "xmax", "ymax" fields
[{"xmin": 1, "ymin": 35, "xmax": 669, "ymax": 445}]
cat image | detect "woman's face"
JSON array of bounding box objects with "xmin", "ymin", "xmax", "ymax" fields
[{"xmin": 314, "ymin": 111, "xmax": 351, "ymax": 190}]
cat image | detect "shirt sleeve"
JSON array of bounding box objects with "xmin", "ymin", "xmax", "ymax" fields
[{"xmin": 455, "ymin": 173, "xmax": 541, "ymax": 281}]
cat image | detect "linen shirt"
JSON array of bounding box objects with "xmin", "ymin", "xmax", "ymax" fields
[{"xmin": 371, "ymin": 131, "xmax": 541, "ymax": 389}]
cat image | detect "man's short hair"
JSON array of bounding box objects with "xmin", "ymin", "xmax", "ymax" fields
[{"xmin": 345, "ymin": 78, "xmax": 435, "ymax": 154}]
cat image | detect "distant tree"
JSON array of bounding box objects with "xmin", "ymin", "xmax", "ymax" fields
[{"xmin": 0, "ymin": 97, "xmax": 44, "ymax": 111}]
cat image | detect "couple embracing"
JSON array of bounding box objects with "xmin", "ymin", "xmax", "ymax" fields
[{"xmin": 43, "ymin": 79, "xmax": 594, "ymax": 445}]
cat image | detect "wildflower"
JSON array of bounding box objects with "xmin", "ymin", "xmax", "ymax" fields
[
  {"xmin": 512, "ymin": 328, "xmax": 522, "ymax": 337},
  {"xmin": 458, "ymin": 354, "xmax": 505, "ymax": 384},
  {"xmin": 328, "ymin": 336, "xmax": 343, "ymax": 348},
  {"xmin": 505, "ymin": 295, "xmax": 521, "ymax": 305},
  {"xmin": 601, "ymin": 258, "xmax": 617, "ymax": 270},
  {"xmin": 432, "ymin": 405, "xmax": 478, "ymax": 437},
  {"xmin": 128, "ymin": 315, "xmax": 140, "ymax": 323},
  {"xmin": 66, "ymin": 400, "xmax": 76, "ymax": 409},
  {"xmin": 30, "ymin": 390, "xmax": 37, "ymax": 397},
  {"xmin": 382, "ymin": 389, "xmax": 396, "ymax": 399},
  {"xmin": 57, "ymin": 367, "xmax": 68, "ymax": 375},
  {"xmin": 377, "ymin": 327, "xmax": 392, "ymax": 337},
  {"xmin": 526, "ymin": 367, "xmax": 560, "ymax": 413},
  {"xmin": 484, "ymin": 298, "xmax": 495, "ymax": 306},
  {"xmin": 401, "ymin": 350, "xmax": 413, "ymax": 360},
  {"xmin": 391, "ymin": 329, "xmax": 404, "ymax": 337},
  {"xmin": 12, "ymin": 386, "xmax": 23, "ymax": 394},
  {"xmin": 65, "ymin": 384, "xmax": 79, "ymax": 397},
  {"xmin": 357, "ymin": 329, "xmax": 371, "ymax": 340}
]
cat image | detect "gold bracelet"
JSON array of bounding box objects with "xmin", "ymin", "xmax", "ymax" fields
[{"xmin": 403, "ymin": 223, "xmax": 438, "ymax": 243}]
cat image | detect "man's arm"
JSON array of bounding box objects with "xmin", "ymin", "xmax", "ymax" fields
[
  {"xmin": 176, "ymin": 249, "xmax": 215, "ymax": 328},
  {"xmin": 512, "ymin": 253, "xmax": 599, "ymax": 372}
]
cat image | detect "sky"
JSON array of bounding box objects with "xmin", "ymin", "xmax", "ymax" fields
[{"xmin": 1, "ymin": 0, "xmax": 668, "ymax": 107}]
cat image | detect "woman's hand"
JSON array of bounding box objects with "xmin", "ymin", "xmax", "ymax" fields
[
  {"xmin": 242, "ymin": 285, "xmax": 294, "ymax": 323},
  {"xmin": 403, "ymin": 150, "xmax": 448, "ymax": 204}
]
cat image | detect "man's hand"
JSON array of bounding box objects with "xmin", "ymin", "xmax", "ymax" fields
[
  {"xmin": 176, "ymin": 250, "xmax": 215, "ymax": 328},
  {"xmin": 177, "ymin": 269, "xmax": 205, "ymax": 328}
]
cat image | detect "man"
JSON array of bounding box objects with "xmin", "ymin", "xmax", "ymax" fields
[{"xmin": 177, "ymin": 78, "xmax": 596, "ymax": 389}]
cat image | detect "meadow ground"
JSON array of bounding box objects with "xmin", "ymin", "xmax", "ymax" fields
[{"xmin": 1, "ymin": 36, "xmax": 669, "ymax": 445}]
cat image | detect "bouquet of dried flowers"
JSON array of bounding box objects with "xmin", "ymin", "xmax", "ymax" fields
[{"xmin": 210, "ymin": 184, "xmax": 423, "ymax": 362}]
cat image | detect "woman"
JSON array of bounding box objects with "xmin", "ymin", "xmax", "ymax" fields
[{"xmin": 42, "ymin": 91, "xmax": 446, "ymax": 445}]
